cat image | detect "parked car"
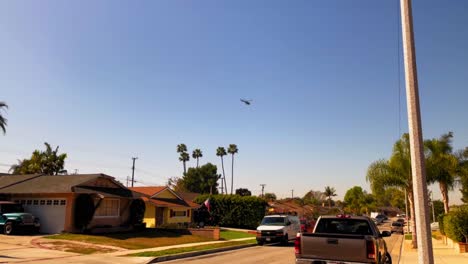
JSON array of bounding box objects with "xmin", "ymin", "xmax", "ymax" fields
[
  {"xmin": 430, "ymin": 222, "xmax": 439, "ymax": 231},
  {"xmin": 391, "ymin": 222, "xmax": 404, "ymax": 234},
  {"xmin": 256, "ymin": 214, "xmax": 301, "ymax": 245},
  {"xmin": 396, "ymin": 218, "xmax": 406, "ymax": 225},
  {"xmin": 0, "ymin": 201, "xmax": 40, "ymax": 235}
]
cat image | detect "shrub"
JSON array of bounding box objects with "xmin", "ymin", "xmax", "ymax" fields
[
  {"xmin": 443, "ymin": 205, "xmax": 468, "ymax": 243},
  {"xmin": 194, "ymin": 195, "xmax": 267, "ymax": 229},
  {"xmin": 438, "ymin": 214, "xmax": 446, "ymax": 235}
]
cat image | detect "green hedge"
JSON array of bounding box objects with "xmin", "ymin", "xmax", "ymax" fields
[
  {"xmin": 443, "ymin": 205, "xmax": 468, "ymax": 243},
  {"xmin": 194, "ymin": 195, "xmax": 267, "ymax": 229}
]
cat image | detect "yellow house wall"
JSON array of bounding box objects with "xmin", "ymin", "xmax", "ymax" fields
[
  {"xmin": 155, "ymin": 189, "xmax": 177, "ymax": 199},
  {"xmin": 165, "ymin": 208, "xmax": 192, "ymax": 224},
  {"xmin": 143, "ymin": 202, "xmax": 156, "ymax": 228}
]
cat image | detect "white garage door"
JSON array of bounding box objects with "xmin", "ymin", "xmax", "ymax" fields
[{"xmin": 16, "ymin": 198, "xmax": 67, "ymax": 234}]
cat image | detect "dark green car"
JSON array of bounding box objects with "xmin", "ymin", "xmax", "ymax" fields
[{"xmin": 0, "ymin": 201, "xmax": 40, "ymax": 235}]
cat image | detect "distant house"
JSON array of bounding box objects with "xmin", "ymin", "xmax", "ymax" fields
[
  {"xmin": 130, "ymin": 186, "xmax": 199, "ymax": 228},
  {"xmin": 0, "ymin": 174, "xmax": 142, "ymax": 234}
]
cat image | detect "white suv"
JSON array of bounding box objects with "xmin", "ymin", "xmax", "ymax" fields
[{"xmin": 256, "ymin": 214, "xmax": 301, "ymax": 245}]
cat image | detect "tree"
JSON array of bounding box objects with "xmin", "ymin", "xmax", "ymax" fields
[
  {"xmin": 323, "ymin": 186, "xmax": 337, "ymax": 208},
  {"xmin": 425, "ymin": 132, "xmax": 459, "ymax": 213},
  {"xmin": 343, "ymin": 186, "xmax": 375, "ymax": 215},
  {"xmin": 179, "ymin": 163, "xmax": 220, "ymax": 194},
  {"xmin": 0, "ymin": 101, "xmax": 8, "ymax": 134},
  {"xmin": 216, "ymin": 147, "xmax": 228, "ymax": 194},
  {"xmin": 366, "ymin": 134, "xmax": 418, "ymax": 248},
  {"xmin": 264, "ymin": 193, "xmax": 277, "ymax": 201},
  {"xmin": 227, "ymin": 144, "xmax": 238, "ymax": 195},
  {"xmin": 235, "ymin": 188, "xmax": 252, "ymax": 196},
  {"xmin": 167, "ymin": 176, "xmax": 186, "ymax": 192},
  {"xmin": 9, "ymin": 142, "xmax": 67, "ymax": 175},
  {"xmin": 192, "ymin": 149, "xmax": 203, "ymax": 168},
  {"xmin": 458, "ymin": 148, "xmax": 468, "ymax": 203},
  {"xmin": 302, "ymin": 190, "xmax": 326, "ymax": 205},
  {"xmin": 177, "ymin": 144, "xmax": 189, "ymax": 174}
]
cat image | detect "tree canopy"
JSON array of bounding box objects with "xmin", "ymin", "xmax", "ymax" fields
[
  {"xmin": 235, "ymin": 188, "xmax": 252, "ymax": 196},
  {"xmin": 343, "ymin": 186, "xmax": 376, "ymax": 215},
  {"xmin": 264, "ymin": 193, "xmax": 277, "ymax": 201},
  {"xmin": 9, "ymin": 142, "xmax": 67, "ymax": 175},
  {"xmin": 0, "ymin": 101, "xmax": 7, "ymax": 134},
  {"xmin": 179, "ymin": 163, "xmax": 220, "ymax": 194}
]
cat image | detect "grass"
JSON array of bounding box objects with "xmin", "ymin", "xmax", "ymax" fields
[
  {"xmin": 46, "ymin": 241, "xmax": 116, "ymax": 254},
  {"xmin": 127, "ymin": 239, "xmax": 256, "ymax": 257},
  {"xmin": 45, "ymin": 229, "xmax": 212, "ymax": 250},
  {"xmin": 220, "ymin": 230, "xmax": 255, "ymax": 240},
  {"xmin": 404, "ymin": 231, "xmax": 441, "ymax": 240}
]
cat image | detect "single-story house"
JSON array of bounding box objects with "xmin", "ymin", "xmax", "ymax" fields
[
  {"xmin": 130, "ymin": 186, "xmax": 199, "ymax": 228},
  {"xmin": 0, "ymin": 173, "xmax": 142, "ymax": 234}
]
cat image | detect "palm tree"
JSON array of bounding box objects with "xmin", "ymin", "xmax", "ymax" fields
[
  {"xmin": 177, "ymin": 144, "xmax": 189, "ymax": 174},
  {"xmin": 323, "ymin": 186, "xmax": 337, "ymax": 208},
  {"xmin": 192, "ymin": 149, "xmax": 203, "ymax": 168},
  {"xmin": 366, "ymin": 134, "xmax": 418, "ymax": 248},
  {"xmin": 227, "ymin": 144, "xmax": 238, "ymax": 195},
  {"xmin": 216, "ymin": 147, "xmax": 228, "ymax": 194},
  {"xmin": 0, "ymin": 101, "xmax": 8, "ymax": 134},
  {"xmin": 424, "ymin": 132, "xmax": 459, "ymax": 213}
]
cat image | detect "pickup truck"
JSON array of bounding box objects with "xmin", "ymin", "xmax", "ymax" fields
[{"xmin": 295, "ymin": 215, "xmax": 392, "ymax": 264}]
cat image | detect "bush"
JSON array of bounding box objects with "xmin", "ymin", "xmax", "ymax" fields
[
  {"xmin": 194, "ymin": 195, "xmax": 267, "ymax": 229},
  {"xmin": 438, "ymin": 214, "xmax": 446, "ymax": 235},
  {"xmin": 443, "ymin": 205, "xmax": 468, "ymax": 243}
]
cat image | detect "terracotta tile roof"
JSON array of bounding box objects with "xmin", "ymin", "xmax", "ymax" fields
[{"xmin": 129, "ymin": 186, "xmax": 167, "ymax": 197}]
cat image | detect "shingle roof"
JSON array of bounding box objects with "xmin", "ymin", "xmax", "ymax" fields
[
  {"xmin": 0, "ymin": 174, "xmax": 118, "ymax": 194},
  {"xmin": 178, "ymin": 192, "xmax": 200, "ymax": 202},
  {"xmin": 129, "ymin": 186, "xmax": 167, "ymax": 197},
  {"xmin": 0, "ymin": 174, "xmax": 42, "ymax": 189}
]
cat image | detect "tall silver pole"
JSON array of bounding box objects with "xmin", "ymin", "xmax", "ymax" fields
[{"xmin": 400, "ymin": 0, "xmax": 434, "ymax": 263}]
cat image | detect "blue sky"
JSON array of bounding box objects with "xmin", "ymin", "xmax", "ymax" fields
[{"xmin": 1, "ymin": 1, "xmax": 467, "ymax": 203}]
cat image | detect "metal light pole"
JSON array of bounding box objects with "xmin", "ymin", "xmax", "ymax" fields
[{"xmin": 400, "ymin": 0, "xmax": 434, "ymax": 263}]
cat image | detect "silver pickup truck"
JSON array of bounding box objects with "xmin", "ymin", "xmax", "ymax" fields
[{"xmin": 295, "ymin": 215, "xmax": 392, "ymax": 264}]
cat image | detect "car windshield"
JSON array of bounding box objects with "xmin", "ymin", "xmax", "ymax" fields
[
  {"xmin": 261, "ymin": 217, "xmax": 286, "ymax": 226},
  {"xmin": 1, "ymin": 204, "xmax": 24, "ymax": 214},
  {"xmin": 392, "ymin": 222, "xmax": 402, "ymax": 226}
]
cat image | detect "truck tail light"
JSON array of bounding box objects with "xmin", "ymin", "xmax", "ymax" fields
[
  {"xmin": 366, "ymin": 240, "xmax": 376, "ymax": 259},
  {"xmin": 294, "ymin": 233, "xmax": 301, "ymax": 255}
]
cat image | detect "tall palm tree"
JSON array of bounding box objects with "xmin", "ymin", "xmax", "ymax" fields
[
  {"xmin": 216, "ymin": 147, "xmax": 228, "ymax": 194},
  {"xmin": 177, "ymin": 144, "xmax": 189, "ymax": 174},
  {"xmin": 323, "ymin": 186, "xmax": 337, "ymax": 208},
  {"xmin": 367, "ymin": 133, "xmax": 418, "ymax": 248},
  {"xmin": 192, "ymin": 149, "xmax": 203, "ymax": 168},
  {"xmin": 227, "ymin": 144, "xmax": 238, "ymax": 195},
  {"xmin": 424, "ymin": 132, "xmax": 459, "ymax": 213},
  {"xmin": 0, "ymin": 101, "xmax": 8, "ymax": 134}
]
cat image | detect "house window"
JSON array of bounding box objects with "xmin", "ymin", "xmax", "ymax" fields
[
  {"xmin": 33, "ymin": 200, "xmax": 39, "ymax": 205},
  {"xmin": 46, "ymin": 200, "xmax": 52, "ymax": 205},
  {"xmin": 60, "ymin": 200, "xmax": 66, "ymax": 205},
  {"xmin": 40, "ymin": 200, "xmax": 45, "ymax": 205},
  {"xmin": 53, "ymin": 200, "xmax": 59, "ymax": 205},
  {"xmin": 170, "ymin": 210, "xmax": 187, "ymax": 217},
  {"xmin": 94, "ymin": 199, "xmax": 120, "ymax": 217},
  {"xmin": 26, "ymin": 200, "xmax": 32, "ymax": 205}
]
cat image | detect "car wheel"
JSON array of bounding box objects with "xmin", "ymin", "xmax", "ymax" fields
[
  {"xmin": 257, "ymin": 240, "xmax": 264, "ymax": 246},
  {"xmin": 385, "ymin": 252, "xmax": 392, "ymax": 264},
  {"xmin": 4, "ymin": 222, "xmax": 14, "ymax": 235}
]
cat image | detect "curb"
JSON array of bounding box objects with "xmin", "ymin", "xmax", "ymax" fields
[{"xmin": 147, "ymin": 243, "xmax": 257, "ymax": 263}]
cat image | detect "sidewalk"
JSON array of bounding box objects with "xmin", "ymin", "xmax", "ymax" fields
[{"xmin": 399, "ymin": 238, "xmax": 468, "ymax": 263}]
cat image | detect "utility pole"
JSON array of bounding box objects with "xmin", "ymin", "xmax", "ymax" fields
[
  {"xmin": 404, "ymin": 188, "xmax": 408, "ymax": 231},
  {"xmin": 431, "ymin": 192, "xmax": 436, "ymax": 223},
  {"xmin": 291, "ymin": 189, "xmax": 294, "ymax": 199},
  {"xmin": 400, "ymin": 0, "xmax": 434, "ymax": 262},
  {"xmin": 131, "ymin": 157, "xmax": 138, "ymax": 187},
  {"xmin": 260, "ymin": 184, "xmax": 266, "ymax": 198}
]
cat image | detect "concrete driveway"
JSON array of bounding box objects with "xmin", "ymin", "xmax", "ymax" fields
[{"xmin": 0, "ymin": 235, "xmax": 151, "ymax": 264}]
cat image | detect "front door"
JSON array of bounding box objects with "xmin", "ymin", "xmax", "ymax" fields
[{"xmin": 156, "ymin": 207, "xmax": 164, "ymax": 227}]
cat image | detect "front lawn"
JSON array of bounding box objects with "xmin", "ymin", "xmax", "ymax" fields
[
  {"xmin": 45, "ymin": 229, "xmax": 212, "ymax": 250},
  {"xmin": 220, "ymin": 230, "xmax": 255, "ymax": 240},
  {"xmin": 127, "ymin": 239, "xmax": 256, "ymax": 257}
]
